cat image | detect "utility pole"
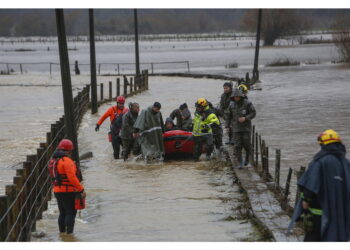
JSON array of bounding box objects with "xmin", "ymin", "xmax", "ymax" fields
[
  {"xmin": 134, "ymin": 9, "xmax": 140, "ymax": 77},
  {"xmin": 89, "ymin": 9, "xmax": 98, "ymax": 114},
  {"xmin": 55, "ymin": 9, "xmax": 80, "ymax": 165},
  {"xmin": 253, "ymin": 9, "xmax": 262, "ymax": 82}
]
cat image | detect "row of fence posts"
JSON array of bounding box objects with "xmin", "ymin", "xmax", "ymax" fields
[
  {"xmin": 1, "ymin": 61, "xmax": 189, "ymax": 76},
  {"xmin": 250, "ymin": 125, "xmax": 306, "ymax": 213},
  {"xmin": 97, "ymin": 70, "xmax": 149, "ymax": 105},
  {"xmin": 0, "ymin": 71, "xmax": 149, "ymax": 242}
]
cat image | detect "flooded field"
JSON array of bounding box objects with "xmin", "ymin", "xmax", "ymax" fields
[{"xmin": 1, "ymin": 37, "xmax": 350, "ymax": 241}]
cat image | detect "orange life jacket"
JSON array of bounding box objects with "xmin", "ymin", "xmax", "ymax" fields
[{"xmin": 53, "ymin": 156, "xmax": 84, "ymax": 193}]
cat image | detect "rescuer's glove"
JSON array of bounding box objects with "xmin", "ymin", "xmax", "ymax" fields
[{"xmin": 95, "ymin": 124, "xmax": 100, "ymax": 132}]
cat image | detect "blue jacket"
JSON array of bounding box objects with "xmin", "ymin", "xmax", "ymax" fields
[{"xmin": 289, "ymin": 143, "xmax": 350, "ymax": 241}]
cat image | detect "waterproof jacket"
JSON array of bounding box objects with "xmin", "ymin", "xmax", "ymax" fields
[
  {"xmin": 219, "ymin": 91, "xmax": 232, "ymax": 116},
  {"xmin": 226, "ymin": 99, "xmax": 256, "ymax": 132},
  {"xmin": 97, "ymin": 106, "xmax": 129, "ymax": 126},
  {"xmin": 169, "ymin": 108, "xmax": 192, "ymax": 131},
  {"xmin": 289, "ymin": 143, "xmax": 350, "ymax": 241},
  {"xmin": 192, "ymin": 106, "xmax": 220, "ymax": 137},
  {"xmin": 120, "ymin": 110, "xmax": 139, "ymax": 140},
  {"xmin": 53, "ymin": 152, "xmax": 84, "ymax": 193},
  {"xmin": 133, "ymin": 106, "xmax": 165, "ymax": 156}
]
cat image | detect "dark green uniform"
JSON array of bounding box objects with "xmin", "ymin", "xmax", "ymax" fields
[
  {"xmin": 134, "ymin": 106, "xmax": 165, "ymax": 160},
  {"xmin": 220, "ymin": 90, "xmax": 233, "ymax": 143},
  {"xmin": 169, "ymin": 107, "xmax": 192, "ymax": 131},
  {"xmin": 226, "ymin": 97, "xmax": 256, "ymax": 166},
  {"xmin": 120, "ymin": 110, "xmax": 140, "ymax": 160}
]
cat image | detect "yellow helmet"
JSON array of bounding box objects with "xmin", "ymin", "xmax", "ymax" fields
[
  {"xmin": 196, "ymin": 98, "xmax": 208, "ymax": 107},
  {"xmin": 317, "ymin": 129, "xmax": 342, "ymax": 145},
  {"xmin": 238, "ymin": 84, "xmax": 249, "ymax": 95}
]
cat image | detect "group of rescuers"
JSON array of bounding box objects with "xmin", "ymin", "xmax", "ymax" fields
[
  {"xmin": 94, "ymin": 82, "xmax": 255, "ymax": 165},
  {"xmin": 51, "ymin": 82, "xmax": 350, "ymax": 242}
]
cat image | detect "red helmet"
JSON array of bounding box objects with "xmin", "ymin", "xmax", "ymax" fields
[
  {"xmin": 116, "ymin": 96, "xmax": 126, "ymax": 104},
  {"xmin": 57, "ymin": 139, "xmax": 74, "ymax": 151}
]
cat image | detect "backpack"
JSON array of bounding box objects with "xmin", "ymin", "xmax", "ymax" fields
[{"xmin": 48, "ymin": 157, "xmax": 64, "ymax": 186}]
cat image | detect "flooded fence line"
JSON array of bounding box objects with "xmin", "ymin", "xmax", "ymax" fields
[
  {"xmin": 0, "ymin": 71, "xmax": 149, "ymax": 242},
  {"xmin": 250, "ymin": 125, "xmax": 306, "ymax": 214},
  {"xmin": 0, "ymin": 61, "xmax": 189, "ymax": 76}
]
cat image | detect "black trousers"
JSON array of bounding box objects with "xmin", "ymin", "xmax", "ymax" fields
[
  {"xmin": 304, "ymin": 214, "xmax": 322, "ymax": 242},
  {"xmin": 111, "ymin": 133, "xmax": 122, "ymax": 158},
  {"xmin": 54, "ymin": 192, "xmax": 77, "ymax": 234}
]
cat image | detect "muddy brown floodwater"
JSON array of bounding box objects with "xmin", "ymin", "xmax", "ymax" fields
[{"xmin": 33, "ymin": 77, "xmax": 261, "ymax": 241}]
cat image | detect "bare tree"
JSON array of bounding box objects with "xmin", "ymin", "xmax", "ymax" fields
[
  {"xmin": 241, "ymin": 9, "xmax": 308, "ymax": 46},
  {"xmin": 332, "ymin": 14, "xmax": 350, "ymax": 62}
]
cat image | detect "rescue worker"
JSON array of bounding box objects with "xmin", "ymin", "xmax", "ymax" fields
[
  {"xmin": 169, "ymin": 103, "xmax": 192, "ymax": 131},
  {"xmin": 226, "ymin": 89, "xmax": 256, "ymax": 169},
  {"xmin": 192, "ymin": 98, "xmax": 220, "ymax": 161},
  {"xmin": 53, "ymin": 139, "xmax": 85, "ymax": 234},
  {"xmin": 95, "ymin": 96, "xmax": 129, "ymax": 159},
  {"xmin": 208, "ymin": 101, "xmax": 223, "ymax": 151},
  {"xmin": 219, "ymin": 82, "xmax": 234, "ymax": 145},
  {"xmin": 120, "ymin": 102, "xmax": 141, "ymax": 161},
  {"xmin": 238, "ymin": 84, "xmax": 249, "ymax": 99},
  {"xmin": 133, "ymin": 102, "xmax": 165, "ymax": 162},
  {"xmin": 164, "ymin": 117, "xmax": 178, "ymax": 132},
  {"xmin": 289, "ymin": 129, "xmax": 350, "ymax": 242}
]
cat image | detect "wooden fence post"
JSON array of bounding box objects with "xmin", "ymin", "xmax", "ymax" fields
[
  {"xmin": 134, "ymin": 76, "xmax": 138, "ymax": 92},
  {"xmin": 0, "ymin": 195, "xmax": 9, "ymax": 241},
  {"xmin": 251, "ymin": 125, "xmax": 255, "ymax": 165},
  {"xmin": 255, "ymin": 132, "xmax": 258, "ymax": 167},
  {"xmin": 26, "ymin": 154, "xmax": 38, "ymax": 233},
  {"xmin": 5, "ymin": 184, "xmax": 17, "ymax": 241},
  {"xmin": 117, "ymin": 78, "xmax": 120, "ymax": 97},
  {"xmin": 265, "ymin": 146, "xmax": 269, "ymax": 179},
  {"xmin": 275, "ymin": 149, "xmax": 281, "ymax": 190},
  {"xmin": 100, "ymin": 83, "xmax": 103, "ymax": 101},
  {"xmin": 145, "ymin": 70, "xmax": 149, "ymax": 90},
  {"xmin": 130, "ymin": 77, "xmax": 133, "ymax": 95},
  {"xmin": 109, "ymin": 81, "xmax": 112, "ymax": 100},
  {"xmin": 123, "ymin": 76, "xmax": 127, "ymax": 97},
  {"xmin": 283, "ymin": 168, "xmax": 293, "ymax": 209}
]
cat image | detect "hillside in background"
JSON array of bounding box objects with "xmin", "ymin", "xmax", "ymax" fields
[{"xmin": 0, "ymin": 9, "xmax": 349, "ymax": 37}]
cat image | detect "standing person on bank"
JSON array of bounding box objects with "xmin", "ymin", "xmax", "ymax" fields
[
  {"xmin": 51, "ymin": 139, "xmax": 86, "ymax": 235},
  {"xmin": 226, "ymin": 88, "xmax": 256, "ymax": 169},
  {"xmin": 219, "ymin": 82, "xmax": 234, "ymax": 145},
  {"xmin": 289, "ymin": 129, "xmax": 350, "ymax": 242}
]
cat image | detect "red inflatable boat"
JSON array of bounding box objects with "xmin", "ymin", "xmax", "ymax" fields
[{"xmin": 163, "ymin": 130, "xmax": 194, "ymax": 157}]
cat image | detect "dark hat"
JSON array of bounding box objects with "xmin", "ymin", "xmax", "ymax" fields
[
  {"xmin": 153, "ymin": 102, "xmax": 161, "ymax": 109},
  {"xmin": 223, "ymin": 82, "xmax": 233, "ymax": 88},
  {"xmin": 179, "ymin": 103, "xmax": 188, "ymax": 110},
  {"xmin": 231, "ymin": 88, "xmax": 244, "ymax": 98}
]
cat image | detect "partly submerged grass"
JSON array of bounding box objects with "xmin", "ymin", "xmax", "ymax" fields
[{"xmin": 266, "ymin": 58, "xmax": 300, "ymax": 67}]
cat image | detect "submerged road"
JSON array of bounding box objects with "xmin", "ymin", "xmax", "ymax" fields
[{"xmin": 34, "ymin": 77, "xmax": 260, "ymax": 241}]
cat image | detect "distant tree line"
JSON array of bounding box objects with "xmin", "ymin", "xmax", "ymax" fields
[{"xmin": 0, "ymin": 9, "xmax": 349, "ymax": 39}]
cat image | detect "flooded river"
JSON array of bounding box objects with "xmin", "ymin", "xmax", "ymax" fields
[{"xmin": 1, "ymin": 37, "xmax": 350, "ymax": 241}]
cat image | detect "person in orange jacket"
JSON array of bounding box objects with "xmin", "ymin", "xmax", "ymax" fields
[
  {"xmin": 95, "ymin": 96, "xmax": 129, "ymax": 159},
  {"xmin": 52, "ymin": 139, "xmax": 86, "ymax": 234}
]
